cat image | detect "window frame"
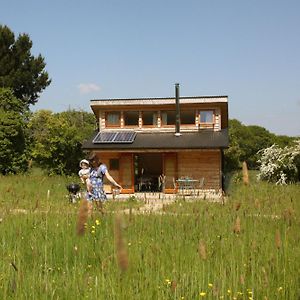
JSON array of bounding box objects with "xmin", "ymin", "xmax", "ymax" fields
[
  {"xmin": 160, "ymin": 110, "xmax": 177, "ymax": 127},
  {"xmin": 141, "ymin": 110, "xmax": 158, "ymax": 127},
  {"xmin": 180, "ymin": 109, "xmax": 196, "ymax": 126},
  {"xmin": 109, "ymin": 158, "xmax": 120, "ymax": 170},
  {"xmin": 105, "ymin": 111, "xmax": 121, "ymax": 128},
  {"xmin": 123, "ymin": 110, "xmax": 140, "ymax": 127},
  {"xmin": 198, "ymin": 110, "xmax": 215, "ymax": 128}
]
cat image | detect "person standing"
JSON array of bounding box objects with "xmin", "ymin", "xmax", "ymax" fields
[{"xmin": 87, "ymin": 153, "xmax": 122, "ymax": 206}]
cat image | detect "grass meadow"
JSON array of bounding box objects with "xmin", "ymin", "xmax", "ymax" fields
[{"xmin": 0, "ymin": 171, "xmax": 299, "ymax": 299}]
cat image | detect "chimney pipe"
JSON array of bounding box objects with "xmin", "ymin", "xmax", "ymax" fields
[{"xmin": 175, "ymin": 83, "xmax": 181, "ymax": 136}]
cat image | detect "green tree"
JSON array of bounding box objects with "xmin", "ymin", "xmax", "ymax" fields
[
  {"xmin": 245, "ymin": 125, "xmax": 275, "ymax": 168},
  {"xmin": 0, "ymin": 88, "xmax": 28, "ymax": 174},
  {"xmin": 224, "ymin": 119, "xmax": 293, "ymax": 171},
  {"xmin": 28, "ymin": 110, "xmax": 95, "ymax": 174},
  {"xmin": 0, "ymin": 25, "xmax": 51, "ymax": 109}
]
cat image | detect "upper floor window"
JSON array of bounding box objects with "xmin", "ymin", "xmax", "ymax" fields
[
  {"xmin": 199, "ymin": 110, "xmax": 214, "ymax": 123},
  {"xmin": 161, "ymin": 110, "xmax": 176, "ymax": 125},
  {"xmin": 181, "ymin": 110, "xmax": 195, "ymax": 125},
  {"xmin": 142, "ymin": 111, "xmax": 158, "ymax": 126},
  {"xmin": 106, "ymin": 112, "xmax": 120, "ymax": 127},
  {"xmin": 124, "ymin": 111, "xmax": 139, "ymax": 126}
]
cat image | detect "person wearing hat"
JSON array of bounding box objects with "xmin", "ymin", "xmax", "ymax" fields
[{"xmin": 78, "ymin": 159, "xmax": 92, "ymax": 194}]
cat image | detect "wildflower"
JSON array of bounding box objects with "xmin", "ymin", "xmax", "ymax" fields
[
  {"xmin": 91, "ymin": 225, "xmax": 96, "ymax": 229},
  {"xmin": 165, "ymin": 279, "xmax": 171, "ymax": 286},
  {"xmin": 208, "ymin": 283, "xmax": 213, "ymax": 288},
  {"xmin": 95, "ymin": 219, "xmax": 100, "ymax": 225},
  {"xmin": 227, "ymin": 289, "xmax": 231, "ymax": 294},
  {"xmin": 128, "ymin": 242, "xmax": 131, "ymax": 246},
  {"xmin": 199, "ymin": 291, "xmax": 206, "ymax": 297},
  {"xmin": 278, "ymin": 287, "xmax": 283, "ymax": 292},
  {"xmin": 91, "ymin": 230, "xmax": 95, "ymax": 234}
]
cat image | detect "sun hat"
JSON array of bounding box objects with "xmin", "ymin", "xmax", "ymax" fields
[{"xmin": 79, "ymin": 159, "xmax": 89, "ymax": 167}]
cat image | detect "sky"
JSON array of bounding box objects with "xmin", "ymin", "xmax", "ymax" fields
[{"xmin": 1, "ymin": 0, "xmax": 300, "ymax": 136}]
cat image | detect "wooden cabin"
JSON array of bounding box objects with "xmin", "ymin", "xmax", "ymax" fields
[{"xmin": 82, "ymin": 91, "xmax": 229, "ymax": 195}]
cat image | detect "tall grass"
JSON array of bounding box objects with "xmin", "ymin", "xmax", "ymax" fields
[{"xmin": 0, "ymin": 171, "xmax": 299, "ymax": 299}]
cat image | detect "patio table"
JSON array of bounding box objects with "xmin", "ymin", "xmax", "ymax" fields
[{"xmin": 176, "ymin": 178, "xmax": 199, "ymax": 196}]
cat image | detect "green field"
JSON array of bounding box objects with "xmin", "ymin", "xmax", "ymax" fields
[{"xmin": 0, "ymin": 172, "xmax": 299, "ymax": 299}]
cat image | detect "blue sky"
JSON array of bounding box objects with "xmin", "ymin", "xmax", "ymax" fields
[{"xmin": 1, "ymin": 0, "xmax": 300, "ymax": 136}]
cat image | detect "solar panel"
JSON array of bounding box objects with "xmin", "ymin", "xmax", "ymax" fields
[{"xmin": 93, "ymin": 131, "xmax": 137, "ymax": 144}]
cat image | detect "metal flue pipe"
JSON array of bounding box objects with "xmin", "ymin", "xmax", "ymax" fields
[{"xmin": 175, "ymin": 83, "xmax": 181, "ymax": 136}]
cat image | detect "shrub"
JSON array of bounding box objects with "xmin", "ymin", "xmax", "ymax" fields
[{"xmin": 257, "ymin": 140, "xmax": 300, "ymax": 184}]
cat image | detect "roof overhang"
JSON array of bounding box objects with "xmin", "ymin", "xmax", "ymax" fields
[
  {"xmin": 90, "ymin": 96, "xmax": 228, "ymax": 111},
  {"xmin": 82, "ymin": 129, "xmax": 229, "ymax": 151}
]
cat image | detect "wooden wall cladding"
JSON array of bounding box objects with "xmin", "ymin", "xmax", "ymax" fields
[{"xmin": 178, "ymin": 151, "xmax": 221, "ymax": 190}]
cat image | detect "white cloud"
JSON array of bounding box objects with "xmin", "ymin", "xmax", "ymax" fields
[{"xmin": 78, "ymin": 83, "xmax": 101, "ymax": 94}]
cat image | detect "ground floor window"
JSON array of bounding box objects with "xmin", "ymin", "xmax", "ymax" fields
[{"xmin": 109, "ymin": 158, "xmax": 119, "ymax": 170}]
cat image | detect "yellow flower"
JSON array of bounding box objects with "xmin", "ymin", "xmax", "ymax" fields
[
  {"xmin": 208, "ymin": 283, "xmax": 213, "ymax": 288},
  {"xmin": 128, "ymin": 242, "xmax": 131, "ymax": 246},
  {"xmin": 278, "ymin": 287, "xmax": 283, "ymax": 292},
  {"xmin": 227, "ymin": 289, "xmax": 231, "ymax": 294},
  {"xmin": 91, "ymin": 225, "xmax": 96, "ymax": 229},
  {"xmin": 95, "ymin": 219, "xmax": 100, "ymax": 225},
  {"xmin": 199, "ymin": 291, "xmax": 206, "ymax": 297},
  {"xmin": 91, "ymin": 230, "xmax": 95, "ymax": 234}
]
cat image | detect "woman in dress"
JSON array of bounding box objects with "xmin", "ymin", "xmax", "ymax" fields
[{"xmin": 87, "ymin": 154, "xmax": 122, "ymax": 205}]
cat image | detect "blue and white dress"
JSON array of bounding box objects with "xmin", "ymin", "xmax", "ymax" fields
[{"xmin": 87, "ymin": 164, "xmax": 108, "ymax": 201}]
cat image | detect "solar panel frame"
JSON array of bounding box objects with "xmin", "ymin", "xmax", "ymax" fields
[{"xmin": 93, "ymin": 131, "xmax": 137, "ymax": 144}]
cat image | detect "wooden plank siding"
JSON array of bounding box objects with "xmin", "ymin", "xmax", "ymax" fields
[
  {"xmin": 177, "ymin": 150, "xmax": 221, "ymax": 190},
  {"xmin": 91, "ymin": 150, "xmax": 222, "ymax": 194},
  {"xmin": 164, "ymin": 153, "xmax": 177, "ymax": 193},
  {"xmin": 98, "ymin": 103, "xmax": 225, "ymax": 132},
  {"xmin": 119, "ymin": 154, "xmax": 134, "ymax": 193}
]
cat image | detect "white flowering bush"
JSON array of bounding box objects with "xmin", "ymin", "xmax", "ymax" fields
[{"xmin": 257, "ymin": 140, "xmax": 300, "ymax": 185}]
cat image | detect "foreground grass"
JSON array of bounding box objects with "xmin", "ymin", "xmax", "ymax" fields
[{"xmin": 0, "ymin": 173, "xmax": 299, "ymax": 299}]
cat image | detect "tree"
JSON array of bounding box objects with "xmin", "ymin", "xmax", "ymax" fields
[
  {"xmin": 28, "ymin": 110, "xmax": 96, "ymax": 175},
  {"xmin": 0, "ymin": 88, "xmax": 28, "ymax": 174},
  {"xmin": 224, "ymin": 119, "xmax": 294, "ymax": 172},
  {"xmin": 0, "ymin": 25, "xmax": 51, "ymax": 109}
]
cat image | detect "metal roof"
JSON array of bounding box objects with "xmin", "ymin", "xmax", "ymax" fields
[{"xmin": 82, "ymin": 129, "xmax": 229, "ymax": 150}]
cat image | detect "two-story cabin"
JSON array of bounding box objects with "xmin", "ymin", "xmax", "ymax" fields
[{"xmin": 82, "ymin": 90, "xmax": 229, "ymax": 195}]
